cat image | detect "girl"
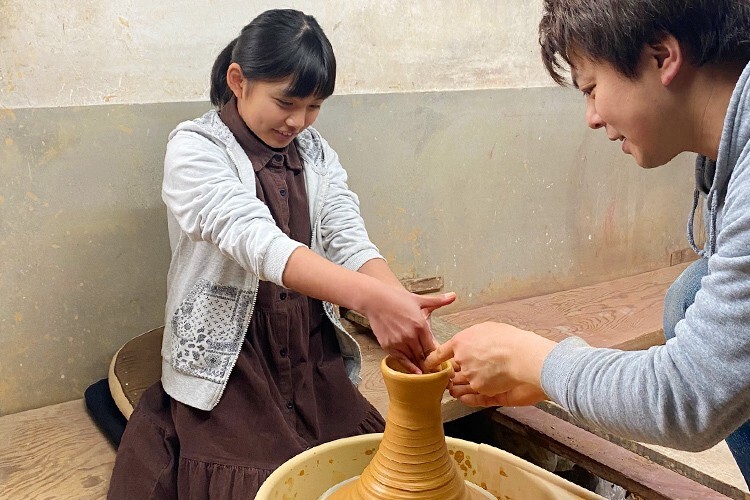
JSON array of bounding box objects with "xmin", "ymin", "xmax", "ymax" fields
[{"xmin": 108, "ymin": 9, "xmax": 454, "ymax": 498}]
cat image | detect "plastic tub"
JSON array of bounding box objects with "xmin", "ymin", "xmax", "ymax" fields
[{"xmin": 256, "ymin": 433, "xmax": 602, "ymax": 499}]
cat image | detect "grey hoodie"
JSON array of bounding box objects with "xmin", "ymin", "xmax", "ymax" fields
[{"xmin": 542, "ymin": 61, "xmax": 750, "ymax": 451}]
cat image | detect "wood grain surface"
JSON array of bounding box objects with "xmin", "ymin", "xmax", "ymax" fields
[
  {"xmin": 441, "ymin": 263, "xmax": 690, "ymax": 350},
  {"xmin": 0, "ymin": 399, "xmax": 116, "ymax": 499},
  {"xmin": 6, "ymin": 265, "xmax": 736, "ymax": 500}
]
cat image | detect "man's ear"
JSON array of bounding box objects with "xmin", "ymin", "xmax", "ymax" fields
[
  {"xmin": 226, "ymin": 63, "xmax": 246, "ymax": 99},
  {"xmin": 647, "ymin": 34, "xmax": 684, "ymax": 87}
]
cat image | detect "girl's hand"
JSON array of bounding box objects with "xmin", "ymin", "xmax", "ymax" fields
[
  {"xmin": 424, "ymin": 322, "xmax": 557, "ymax": 403},
  {"xmin": 361, "ymin": 288, "xmax": 456, "ymax": 374},
  {"xmin": 281, "ymin": 249, "xmax": 455, "ymax": 373}
]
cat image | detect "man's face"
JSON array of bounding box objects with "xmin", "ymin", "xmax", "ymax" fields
[{"xmin": 571, "ymin": 53, "xmax": 685, "ymax": 169}]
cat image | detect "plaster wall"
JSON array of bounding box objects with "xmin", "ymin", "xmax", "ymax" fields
[
  {"xmin": 0, "ymin": 1, "xmax": 698, "ymax": 414},
  {"xmin": 2, "ymin": 0, "xmax": 549, "ymax": 109},
  {"xmin": 0, "ymin": 90, "xmax": 696, "ymax": 415}
]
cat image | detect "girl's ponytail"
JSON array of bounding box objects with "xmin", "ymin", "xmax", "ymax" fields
[{"xmin": 210, "ymin": 38, "xmax": 238, "ymax": 107}]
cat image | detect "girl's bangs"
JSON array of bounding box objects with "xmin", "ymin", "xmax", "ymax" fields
[{"xmin": 284, "ymin": 42, "xmax": 335, "ymax": 99}]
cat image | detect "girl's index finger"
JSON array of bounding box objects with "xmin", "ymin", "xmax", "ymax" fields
[{"xmin": 424, "ymin": 339, "xmax": 454, "ymax": 370}]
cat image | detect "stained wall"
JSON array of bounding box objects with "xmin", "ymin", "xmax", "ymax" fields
[{"xmin": 0, "ymin": 1, "xmax": 697, "ymax": 414}]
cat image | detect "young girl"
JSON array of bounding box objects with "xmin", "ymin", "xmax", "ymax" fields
[{"xmin": 108, "ymin": 9, "xmax": 454, "ymax": 498}]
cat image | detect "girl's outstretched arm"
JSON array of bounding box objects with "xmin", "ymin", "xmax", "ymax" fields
[
  {"xmin": 283, "ymin": 247, "xmax": 455, "ymax": 373},
  {"xmin": 356, "ymin": 258, "xmax": 403, "ymax": 289}
]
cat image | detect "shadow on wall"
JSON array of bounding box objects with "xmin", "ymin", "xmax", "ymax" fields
[{"xmin": 0, "ymin": 103, "xmax": 206, "ymax": 415}]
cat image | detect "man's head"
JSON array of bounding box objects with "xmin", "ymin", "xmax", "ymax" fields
[
  {"xmin": 539, "ymin": 0, "xmax": 750, "ymax": 167},
  {"xmin": 540, "ymin": 0, "xmax": 750, "ymax": 86}
]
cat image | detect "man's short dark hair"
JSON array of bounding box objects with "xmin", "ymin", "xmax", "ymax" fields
[{"xmin": 539, "ymin": 0, "xmax": 750, "ymax": 86}]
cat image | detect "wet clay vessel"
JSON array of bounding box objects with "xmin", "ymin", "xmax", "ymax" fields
[{"xmin": 329, "ymin": 356, "xmax": 487, "ymax": 499}]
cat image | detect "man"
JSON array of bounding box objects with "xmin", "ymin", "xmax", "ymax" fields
[{"xmin": 426, "ymin": 0, "xmax": 750, "ymax": 482}]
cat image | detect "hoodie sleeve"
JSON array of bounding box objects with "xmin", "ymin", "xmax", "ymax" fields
[
  {"xmin": 542, "ymin": 150, "xmax": 750, "ymax": 451},
  {"xmin": 162, "ymin": 129, "xmax": 304, "ymax": 286},
  {"xmin": 315, "ymin": 132, "xmax": 384, "ymax": 271}
]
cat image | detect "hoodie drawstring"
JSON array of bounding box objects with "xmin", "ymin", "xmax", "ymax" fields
[
  {"xmin": 688, "ymin": 181, "xmax": 719, "ymax": 259},
  {"xmin": 687, "ymin": 187, "xmax": 705, "ymax": 257}
]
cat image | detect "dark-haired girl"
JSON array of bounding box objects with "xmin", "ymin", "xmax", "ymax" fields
[{"xmin": 108, "ymin": 9, "xmax": 454, "ymax": 499}]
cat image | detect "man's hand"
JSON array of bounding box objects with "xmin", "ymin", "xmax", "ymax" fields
[
  {"xmin": 424, "ymin": 321, "xmax": 557, "ymax": 405},
  {"xmin": 449, "ymin": 376, "xmax": 547, "ymax": 407}
]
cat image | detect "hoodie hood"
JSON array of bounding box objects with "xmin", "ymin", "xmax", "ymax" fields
[{"xmin": 689, "ymin": 61, "xmax": 750, "ymax": 257}]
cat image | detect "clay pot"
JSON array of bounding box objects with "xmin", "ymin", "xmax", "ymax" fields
[{"xmin": 330, "ymin": 356, "xmax": 484, "ymax": 499}]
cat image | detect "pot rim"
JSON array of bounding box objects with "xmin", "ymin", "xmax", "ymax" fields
[{"xmin": 382, "ymin": 356, "xmax": 453, "ymax": 381}]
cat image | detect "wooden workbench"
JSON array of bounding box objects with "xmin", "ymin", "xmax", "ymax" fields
[
  {"xmin": 1, "ymin": 264, "xmax": 748, "ymax": 498},
  {"xmin": 0, "ymin": 399, "xmax": 117, "ymax": 499}
]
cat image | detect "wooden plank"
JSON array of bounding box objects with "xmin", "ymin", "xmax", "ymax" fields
[
  {"xmin": 441, "ymin": 263, "xmax": 691, "ymax": 350},
  {"xmin": 400, "ymin": 276, "xmax": 444, "ymax": 294},
  {"xmin": 491, "ymin": 406, "xmax": 737, "ymax": 500},
  {"xmin": 537, "ymin": 401, "xmax": 749, "ymax": 498},
  {"xmin": 343, "ymin": 308, "xmax": 372, "ymax": 329},
  {"xmin": 670, "ymin": 247, "xmax": 700, "ymax": 267},
  {"xmin": 642, "ymin": 443, "xmax": 749, "ymax": 496},
  {"xmin": 3, "ymin": 304, "xmax": 741, "ymax": 499},
  {"xmin": 340, "ymin": 317, "xmax": 475, "ymax": 423},
  {"xmin": 431, "ymin": 316, "xmax": 463, "ymax": 345},
  {"xmin": 0, "ymin": 399, "xmax": 116, "ymax": 499}
]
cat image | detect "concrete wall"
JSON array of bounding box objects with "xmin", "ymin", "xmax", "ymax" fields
[
  {"xmin": 1, "ymin": 2, "xmax": 697, "ymax": 415},
  {"xmin": 2, "ymin": 0, "xmax": 549, "ymax": 108}
]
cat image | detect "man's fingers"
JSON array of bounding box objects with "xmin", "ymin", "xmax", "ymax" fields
[
  {"xmin": 457, "ymin": 386, "xmax": 546, "ymax": 408},
  {"xmin": 449, "ymin": 383, "xmax": 479, "ymax": 398},
  {"xmin": 499, "ymin": 385, "xmax": 548, "ymax": 407},
  {"xmin": 457, "ymin": 393, "xmax": 498, "ymax": 408},
  {"xmin": 424, "ymin": 339, "xmax": 455, "ymax": 370},
  {"xmin": 452, "ymin": 371, "xmax": 469, "ymax": 386}
]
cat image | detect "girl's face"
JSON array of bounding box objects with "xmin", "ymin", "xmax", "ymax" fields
[{"xmin": 228, "ymin": 64, "xmax": 325, "ymax": 148}]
